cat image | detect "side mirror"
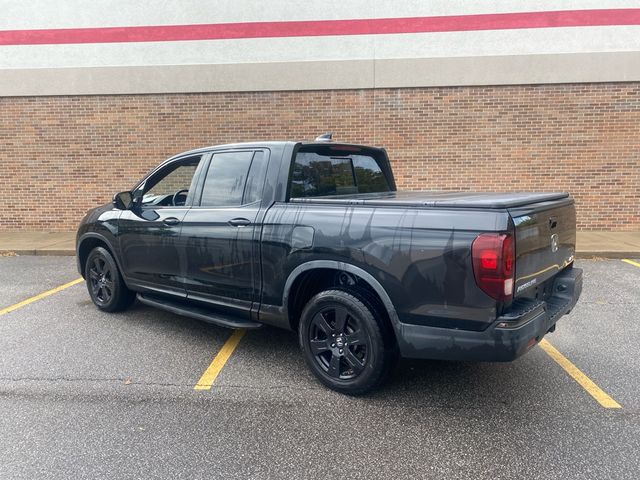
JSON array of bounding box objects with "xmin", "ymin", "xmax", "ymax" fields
[{"xmin": 113, "ymin": 191, "xmax": 133, "ymax": 210}]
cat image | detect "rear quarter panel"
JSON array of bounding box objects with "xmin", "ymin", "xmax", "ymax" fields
[{"xmin": 261, "ymin": 203, "xmax": 511, "ymax": 331}]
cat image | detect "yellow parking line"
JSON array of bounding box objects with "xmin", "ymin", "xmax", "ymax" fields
[
  {"xmin": 539, "ymin": 339, "xmax": 621, "ymax": 409},
  {"xmin": 622, "ymin": 259, "xmax": 640, "ymax": 269},
  {"xmin": 194, "ymin": 329, "xmax": 246, "ymax": 390},
  {"xmin": 0, "ymin": 278, "xmax": 84, "ymax": 316}
]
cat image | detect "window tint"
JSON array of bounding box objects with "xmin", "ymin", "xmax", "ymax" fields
[
  {"xmin": 243, "ymin": 151, "xmax": 268, "ymax": 204},
  {"xmin": 352, "ymin": 156, "xmax": 390, "ymax": 193},
  {"xmin": 142, "ymin": 156, "xmax": 201, "ymax": 205},
  {"xmin": 290, "ymin": 152, "xmax": 391, "ymax": 198},
  {"xmin": 200, "ymin": 151, "xmax": 254, "ymax": 206}
]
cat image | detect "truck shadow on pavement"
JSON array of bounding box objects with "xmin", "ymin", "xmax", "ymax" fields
[
  {"xmin": 191, "ymin": 319, "xmax": 559, "ymax": 409},
  {"xmin": 108, "ymin": 302, "xmax": 571, "ymax": 410}
]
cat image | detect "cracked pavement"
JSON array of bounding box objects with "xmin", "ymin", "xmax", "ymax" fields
[{"xmin": 1, "ymin": 255, "xmax": 639, "ymax": 479}]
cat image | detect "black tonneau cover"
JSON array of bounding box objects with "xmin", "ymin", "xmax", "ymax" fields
[{"xmin": 291, "ymin": 190, "xmax": 570, "ymax": 209}]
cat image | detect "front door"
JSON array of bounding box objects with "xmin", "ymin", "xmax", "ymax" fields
[
  {"xmin": 118, "ymin": 155, "xmax": 204, "ymax": 296},
  {"xmin": 180, "ymin": 150, "xmax": 269, "ymax": 318}
]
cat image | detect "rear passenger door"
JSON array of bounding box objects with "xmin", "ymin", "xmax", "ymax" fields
[{"xmin": 180, "ymin": 149, "xmax": 269, "ymax": 318}]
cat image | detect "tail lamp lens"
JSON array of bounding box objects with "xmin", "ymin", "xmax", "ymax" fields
[{"xmin": 471, "ymin": 233, "xmax": 515, "ymax": 301}]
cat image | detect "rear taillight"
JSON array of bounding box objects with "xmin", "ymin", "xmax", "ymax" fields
[{"xmin": 471, "ymin": 233, "xmax": 514, "ymax": 301}]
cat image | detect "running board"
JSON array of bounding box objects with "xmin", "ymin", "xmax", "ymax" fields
[{"xmin": 136, "ymin": 293, "xmax": 262, "ymax": 329}]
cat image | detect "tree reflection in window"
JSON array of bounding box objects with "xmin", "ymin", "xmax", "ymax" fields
[{"xmin": 291, "ymin": 153, "xmax": 390, "ymax": 198}]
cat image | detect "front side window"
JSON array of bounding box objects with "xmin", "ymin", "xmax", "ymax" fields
[
  {"xmin": 141, "ymin": 156, "xmax": 201, "ymax": 207},
  {"xmin": 290, "ymin": 150, "xmax": 391, "ymax": 198},
  {"xmin": 199, "ymin": 151, "xmax": 255, "ymax": 207}
]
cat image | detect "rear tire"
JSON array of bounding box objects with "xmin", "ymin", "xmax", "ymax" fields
[
  {"xmin": 298, "ymin": 289, "xmax": 395, "ymax": 395},
  {"xmin": 85, "ymin": 246, "xmax": 135, "ymax": 312}
]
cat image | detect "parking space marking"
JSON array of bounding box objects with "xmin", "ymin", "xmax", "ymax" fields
[
  {"xmin": 0, "ymin": 278, "xmax": 84, "ymax": 316},
  {"xmin": 622, "ymin": 259, "xmax": 640, "ymax": 269},
  {"xmin": 539, "ymin": 339, "xmax": 621, "ymax": 409},
  {"xmin": 194, "ymin": 329, "xmax": 246, "ymax": 390}
]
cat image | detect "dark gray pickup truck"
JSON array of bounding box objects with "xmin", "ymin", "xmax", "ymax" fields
[{"xmin": 77, "ymin": 138, "xmax": 583, "ymax": 394}]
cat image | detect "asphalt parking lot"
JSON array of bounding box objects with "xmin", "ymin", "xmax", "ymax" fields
[{"xmin": 1, "ymin": 256, "xmax": 639, "ymax": 479}]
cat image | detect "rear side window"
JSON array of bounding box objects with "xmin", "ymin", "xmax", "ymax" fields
[
  {"xmin": 243, "ymin": 151, "xmax": 268, "ymax": 204},
  {"xmin": 200, "ymin": 151, "xmax": 254, "ymax": 206},
  {"xmin": 290, "ymin": 150, "xmax": 391, "ymax": 198}
]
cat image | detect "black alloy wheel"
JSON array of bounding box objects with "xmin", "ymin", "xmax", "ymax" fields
[
  {"xmin": 299, "ymin": 289, "xmax": 395, "ymax": 395},
  {"xmin": 309, "ymin": 305, "xmax": 368, "ymax": 380},
  {"xmin": 88, "ymin": 255, "xmax": 114, "ymax": 306},
  {"xmin": 85, "ymin": 246, "xmax": 135, "ymax": 312}
]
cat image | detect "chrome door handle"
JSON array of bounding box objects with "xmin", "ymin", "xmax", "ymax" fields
[
  {"xmin": 163, "ymin": 217, "xmax": 181, "ymax": 226},
  {"xmin": 228, "ymin": 217, "xmax": 251, "ymax": 227}
]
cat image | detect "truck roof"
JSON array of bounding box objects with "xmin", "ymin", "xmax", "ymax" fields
[{"xmin": 169, "ymin": 141, "xmax": 384, "ymax": 160}]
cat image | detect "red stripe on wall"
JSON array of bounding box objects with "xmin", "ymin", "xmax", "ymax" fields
[{"xmin": 1, "ymin": 9, "xmax": 639, "ymax": 46}]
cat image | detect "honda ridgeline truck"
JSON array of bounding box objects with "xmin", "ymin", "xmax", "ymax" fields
[{"xmin": 76, "ymin": 138, "xmax": 583, "ymax": 394}]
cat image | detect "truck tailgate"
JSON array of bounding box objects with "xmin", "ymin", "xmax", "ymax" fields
[{"xmin": 509, "ymin": 197, "xmax": 577, "ymax": 297}]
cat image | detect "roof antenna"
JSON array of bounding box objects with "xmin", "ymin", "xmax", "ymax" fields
[{"xmin": 315, "ymin": 132, "xmax": 333, "ymax": 142}]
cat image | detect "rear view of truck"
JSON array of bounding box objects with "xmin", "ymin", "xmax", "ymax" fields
[
  {"xmin": 467, "ymin": 194, "xmax": 583, "ymax": 359},
  {"xmin": 283, "ymin": 142, "xmax": 583, "ymax": 371},
  {"xmin": 264, "ymin": 140, "xmax": 584, "ymax": 392}
]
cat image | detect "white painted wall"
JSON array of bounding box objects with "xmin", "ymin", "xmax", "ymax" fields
[
  {"xmin": 0, "ymin": 0, "xmax": 638, "ymax": 95},
  {"xmin": 2, "ymin": 0, "xmax": 637, "ymax": 28}
]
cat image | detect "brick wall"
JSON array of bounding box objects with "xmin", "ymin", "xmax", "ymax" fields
[{"xmin": 1, "ymin": 83, "xmax": 638, "ymax": 231}]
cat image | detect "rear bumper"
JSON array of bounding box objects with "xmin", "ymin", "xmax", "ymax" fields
[{"xmin": 397, "ymin": 267, "xmax": 583, "ymax": 362}]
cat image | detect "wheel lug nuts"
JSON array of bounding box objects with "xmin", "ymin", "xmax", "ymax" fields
[
  {"xmin": 339, "ymin": 349, "xmax": 343, "ymax": 354},
  {"xmin": 331, "ymin": 343, "xmax": 335, "ymax": 347}
]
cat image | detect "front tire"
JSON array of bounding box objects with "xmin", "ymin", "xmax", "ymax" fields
[
  {"xmin": 299, "ymin": 289, "xmax": 394, "ymax": 395},
  {"xmin": 85, "ymin": 246, "xmax": 135, "ymax": 312}
]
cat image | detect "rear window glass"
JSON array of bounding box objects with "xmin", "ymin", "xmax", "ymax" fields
[{"xmin": 290, "ymin": 151, "xmax": 391, "ymax": 198}]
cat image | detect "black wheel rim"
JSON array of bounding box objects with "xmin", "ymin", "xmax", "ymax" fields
[
  {"xmin": 308, "ymin": 305, "xmax": 368, "ymax": 380},
  {"xmin": 88, "ymin": 256, "xmax": 114, "ymax": 305}
]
